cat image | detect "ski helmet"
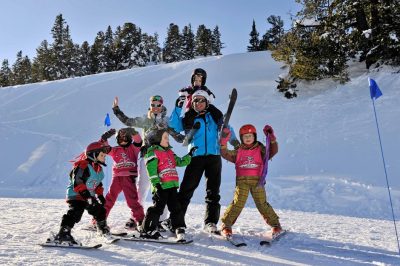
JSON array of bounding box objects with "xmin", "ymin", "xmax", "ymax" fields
[
  {"xmin": 239, "ymin": 124, "xmax": 257, "ymax": 142},
  {"xmin": 149, "ymin": 95, "xmax": 164, "ymax": 104},
  {"xmin": 85, "ymin": 141, "xmax": 111, "ymax": 161},
  {"xmin": 191, "ymin": 68, "xmax": 207, "ymax": 86},
  {"xmin": 116, "ymin": 128, "xmax": 132, "ymax": 146}
]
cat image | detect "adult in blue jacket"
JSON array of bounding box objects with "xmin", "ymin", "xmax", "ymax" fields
[{"xmin": 169, "ymin": 87, "xmax": 224, "ymax": 233}]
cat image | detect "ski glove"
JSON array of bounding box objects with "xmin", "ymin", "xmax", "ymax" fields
[
  {"xmin": 263, "ymin": 125, "xmax": 276, "ymax": 142},
  {"xmin": 102, "ymin": 128, "xmax": 116, "ymax": 140},
  {"xmin": 188, "ymin": 146, "xmax": 198, "ymax": 156},
  {"xmin": 220, "ymin": 127, "xmax": 231, "ymax": 146},
  {"xmin": 97, "ymin": 194, "xmax": 106, "ymax": 206},
  {"xmin": 176, "ymin": 96, "xmax": 186, "ymax": 108},
  {"xmin": 80, "ymin": 189, "xmax": 92, "ymax": 200}
]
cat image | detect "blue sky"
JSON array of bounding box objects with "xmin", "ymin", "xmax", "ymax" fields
[{"xmin": 0, "ymin": 0, "xmax": 300, "ymax": 64}]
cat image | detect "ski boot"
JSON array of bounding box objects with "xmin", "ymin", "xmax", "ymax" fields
[
  {"xmin": 204, "ymin": 222, "xmax": 218, "ymax": 234},
  {"xmin": 175, "ymin": 227, "xmax": 186, "ymax": 242},
  {"xmin": 221, "ymin": 224, "xmax": 232, "ymax": 237},
  {"xmin": 54, "ymin": 226, "xmax": 78, "ymax": 245},
  {"xmin": 125, "ymin": 218, "xmax": 137, "ymax": 231},
  {"xmin": 140, "ymin": 229, "xmax": 162, "ymax": 240}
]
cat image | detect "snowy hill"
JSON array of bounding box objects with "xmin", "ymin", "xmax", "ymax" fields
[{"xmin": 1, "ymin": 52, "xmax": 400, "ymax": 264}]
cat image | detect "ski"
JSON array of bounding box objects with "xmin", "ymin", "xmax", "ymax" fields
[
  {"xmin": 224, "ymin": 235, "xmax": 247, "ymax": 247},
  {"xmin": 221, "ymin": 88, "xmax": 237, "ymax": 130},
  {"xmin": 260, "ymin": 230, "xmax": 287, "ymax": 246},
  {"xmin": 123, "ymin": 235, "xmax": 193, "ymax": 245},
  {"xmin": 182, "ymin": 121, "xmax": 201, "ymax": 146},
  {"xmin": 81, "ymin": 226, "xmax": 128, "ymax": 237},
  {"xmin": 39, "ymin": 242, "xmax": 102, "ymax": 249}
]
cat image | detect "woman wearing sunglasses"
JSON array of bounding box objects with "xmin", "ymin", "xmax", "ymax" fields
[{"xmin": 112, "ymin": 95, "xmax": 172, "ymax": 229}]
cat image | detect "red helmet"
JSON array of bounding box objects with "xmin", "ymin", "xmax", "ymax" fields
[
  {"xmin": 239, "ymin": 124, "xmax": 257, "ymax": 143},
  {"xmin": 239, "ymin": 124, "xmax": 257, "ymax": 135},
  {"xmin": 85, "ymin": 141, "xmax": 111, "ymax": 157}
]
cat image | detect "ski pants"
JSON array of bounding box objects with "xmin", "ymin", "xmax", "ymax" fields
[
  {"xmin": 137, "ymin": 156, "xmax": 169, "ymax": 221},
  {"xmin": 61, "ymin": 200, "xmax": 106, "ymax": 229},
  {"xmin": 221, "ymin": 177, "xmax": 280, "ymax": 228},
  {"xmin": 178, "ymin": 155, "xmax": 222, "ymax": 225},
  {"xmin": 143, "ymin": 187, "xmax": 185, "ymax": 232},
  {"xmin": 104, "ymin": 175, "xmax": 145, "ymax": 223}
]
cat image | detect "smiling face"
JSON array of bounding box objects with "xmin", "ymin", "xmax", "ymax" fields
[
  {"xmin": 193, "ymin": 74, "xmax": 203, "ymax": 87},
  {"xmin": 192, "ymin": 96, "xmax": 207, "ymax": 112},
  {"xmin": 150, "ymin": 100, "xmax": 163, "ymax": 114}
]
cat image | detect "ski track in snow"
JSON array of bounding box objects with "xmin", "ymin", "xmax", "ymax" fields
[{"xmin": 0, "ymin": 198, "xmax": 398, "ymax": 266}]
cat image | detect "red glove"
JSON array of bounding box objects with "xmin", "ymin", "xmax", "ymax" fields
[
  {"xmin": 220, "ymin": 127, "xmax": 231, "ymax": 146},
  {"xmin": 263, "ymin": 125, "xmax": 276, "ymax": 142}
]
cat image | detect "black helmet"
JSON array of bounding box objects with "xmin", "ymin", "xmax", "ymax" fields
[
  {"xmin": 191, "ymin": 68, "xmax": 207, "ymax": 86},
  {"xmin": 146, "ymin": 128, "xmax": 168, "ymax": 146}
]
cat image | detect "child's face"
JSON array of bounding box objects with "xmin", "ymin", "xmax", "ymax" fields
[
  {"xmin": 96, "ymin": 152, "xmax": 107, "ymax": 163},
  {"xmin": 160, "ymin": 132, "xmax": 169, "ymax": 148},
  {"xmin": 242, "ymin": 133, "xmax": 255, "ymax": 145},
  {"xmin": 193, "ymin": 74, "xmax": 203, "ymax": 86}
]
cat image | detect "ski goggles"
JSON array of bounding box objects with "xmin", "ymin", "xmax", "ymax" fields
[
  {"xmin": 193, "ymin": 98, "xmax": 207, "ymax": 104},
  {"xmin": 151, "ymin": 103, "xmax": 162, "ymax": 108},
  {"xmin": 150, "ymin": 95, "xmax": 163, "ymax": 103}
]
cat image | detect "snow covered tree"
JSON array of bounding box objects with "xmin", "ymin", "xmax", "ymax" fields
[
  {"xmin": 211, "ymin": 25, "xmax": 223, "ymax": 55},
  {"xmin": 32, "ymin": 40, "xmax": 53, "ymax": 82},
  {"xmin": 248, "ymin": 20, "xmax": 260, "ymax": 52},
  {"xmin": 181, "ymin": 24, "xmax": 195, "ymax": 60},
  {"xmin": 77, "ymin": 41, "xmax": 91, "ymax": 76},
  {"xmin": 90, "ymin": 31, "xmax": 106, "ymax": 73},
  {"xmin": 103, "ymin": 26, "xmax": 116, "ymax": 72},
  {"xmin": 142, "ymin": 33, "xmax": 161, "ymax": 64},
  {"xmin": 0, "ymin": 59, "xmax": 12, "ymax": 87},
  {"xmin": 163, "ymin": 23, "xmax": 182, "ymax": 63},
  {"xmin": 114, "ymin": 23, "xmax": 143, "ymax": 68},
  {"xmin": 12, "ymin": 51, "xmax": 32, "ymax": 85},
  {"xmin": 195, "ymin": 24, "xmax": 212, "ymax": 56}
]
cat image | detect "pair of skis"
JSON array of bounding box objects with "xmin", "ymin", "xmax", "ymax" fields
[
  {"xmin": 182, "ymin": 88, "xmax": 238, "ymax": 146},
  {"xmin": 210, "ymin": 229, "xmax": 287, "ymax": 247}
]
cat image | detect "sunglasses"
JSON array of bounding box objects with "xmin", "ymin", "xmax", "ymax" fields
[
  {"xmin": 151, "ymin": 103, "xmax": 162, "ymax": 108},
  {"xmin": 193, "ymin": 98, "xmax": 207, "ymax": 104}
]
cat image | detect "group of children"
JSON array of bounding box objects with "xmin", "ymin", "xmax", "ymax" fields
[{"xmin": 52, "ymin": 68, "xmax": 282, "ymax": 245}]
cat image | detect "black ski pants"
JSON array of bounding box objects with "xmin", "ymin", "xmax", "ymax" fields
[
  {"xmin": 143, "ymin": 187, "xmax": 185, "ymax": 232},
  {"xmin": 178, "ymin": 155, "xmax": 222, "ymax": 225},
  {"xmin": 61, "ymin": 200, "xmax": 106, "ymax": 228}
]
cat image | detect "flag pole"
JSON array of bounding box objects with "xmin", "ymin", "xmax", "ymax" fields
[
  {"xmin": 104, "ymin": 113, "xmax": 111, "ymax": 193},
  {"xmin": 369, "ymin": 78, "xmax": 400, "ymax": 254}
]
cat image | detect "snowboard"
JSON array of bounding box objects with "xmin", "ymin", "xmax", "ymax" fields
[{"xmin": 260, "ymin": 229, "xmax": 287, "ymax": 246}]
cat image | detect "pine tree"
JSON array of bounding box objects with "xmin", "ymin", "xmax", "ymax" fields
[
  {"xmin": 195, "ymin": 24, "xmax": 212, "ymax": 56},
  {"xmin": 143, "ymin": 33, "xmax": 161, "ymax": 64},
  {"xmin": 163, "ymin": 23, "xmax": 182, "ymax": 63},
  {"xmin": 78, "ymin": 41, "xmax": 91, "ymax": 76},
  {"xmin": 260, "ymin": 15, "xmax": 285, "ymax": 50},
  {"xmin": 49, "ymin": 14, "xmax": 71, "ymax": 79},
  {"xmin": 181, "ymin": 24, "xmax": 195, "ymax": 60},
  {"xmin": 0, "ymin": 59, "xmax": 12, "ymax": 87},
  {"xmin": 248, "ymin": 20, "xmax": 260, "ymax": 52},
  {"xmin": 90, "ymin": 31, "xmax": 106, "ymax": 73},
  {"xmin": 211, "ymin": 26, "xmax": 223, "ymax": 55},
  {"xmin": 32, "ymin": 40, "xmax": 53, "ymax": 82},
  {"xmin": 104, "ymin": 26, "xmax": 116, "ymax": 71},
  {"xmin": 12, "ymin": 51, "xmax": 32, "ymax": 85},
  {"xmin": 115, "ymin": 22, "xmax": 143, "ymax": 68}
]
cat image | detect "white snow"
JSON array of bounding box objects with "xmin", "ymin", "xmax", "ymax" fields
[{"xmin": 1, "ymin": 51, "xmax": 400, "ymax": 265}]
